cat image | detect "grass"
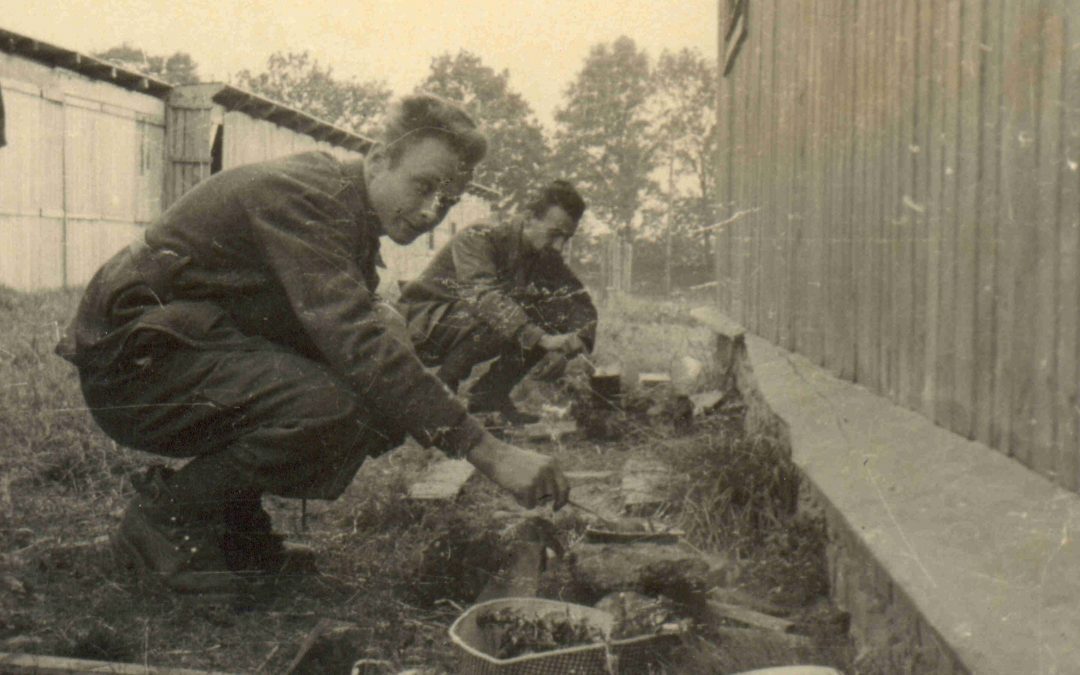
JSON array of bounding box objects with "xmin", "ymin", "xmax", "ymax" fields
[{"xmin": 0, "ymin": 285, "xmax": 852, "ymax": 674}]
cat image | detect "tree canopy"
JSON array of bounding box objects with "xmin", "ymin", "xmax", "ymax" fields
[
  {"xmin": 93, "ymin": 44, "xmax": 200, "ymax": 85},
  {"xmin": 417, "ymin": 50, "xmax": 549, "ymax": 214},
  {"xmin": 232, "ymin": 51, "xmax": 392, "ymax": 137},
  {"xmin": 552, "ymin": 36, "xmax": 658, "ymax": 236}
]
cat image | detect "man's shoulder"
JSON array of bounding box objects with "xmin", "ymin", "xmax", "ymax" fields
[
  {"xmin": 217, "ymin": 150, "xmax": 339, "ymax": 184},
  {"xmin": 450, "ymin": 220, "xmax": 502, "ymax": 244}
]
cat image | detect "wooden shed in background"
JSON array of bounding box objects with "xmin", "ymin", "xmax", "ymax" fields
[
  {"xmin": 163, "ymin": 83, "xmax": 373, "ymax": 208},
  {"xmin": 0, "ymin": 27, "xmax": 495, "ymax": 293},
  {"xmin": 0, "ymin": 27, "xmax": 170, "ymax": 290}
]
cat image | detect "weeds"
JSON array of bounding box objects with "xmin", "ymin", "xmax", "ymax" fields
[{"xmin": 0, "ymin": 285, "xmax": 843, "ymax": 673}]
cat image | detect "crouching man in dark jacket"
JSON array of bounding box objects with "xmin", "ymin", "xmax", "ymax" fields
[
  {"xmin": 397, "ymin": 181, "xmax": 598, "ymax": 425},
  {"xmin": 55, "ymin": 95, "xmax": 569, "ymax": 599}
]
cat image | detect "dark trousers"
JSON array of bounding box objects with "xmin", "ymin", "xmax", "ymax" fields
[{"xmin": 78, "ymin": 310, "xmax": 401, "ymax": 506}]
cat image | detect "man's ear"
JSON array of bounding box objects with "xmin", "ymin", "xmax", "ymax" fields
[{"xmin": 366, "ymin": 144, "xmax": 390, "ymax": 176}]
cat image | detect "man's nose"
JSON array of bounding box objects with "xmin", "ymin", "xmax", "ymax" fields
[
  {"xmin": 417, "ymin": 193, "xmax": 440, "ymax": 224},
  {"xmin": 551, "ymin": 237, "xmax": 566, "ymax": 253}
]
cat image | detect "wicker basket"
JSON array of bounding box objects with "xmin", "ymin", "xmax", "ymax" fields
[{"xmin": 448, "ymin": 598, "xmax": 682, "ymax": 675}]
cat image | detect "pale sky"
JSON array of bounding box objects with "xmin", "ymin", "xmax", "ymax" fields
[{"xmin": 3, "ymin": 0, "xmax": 717, "ymax": 128}]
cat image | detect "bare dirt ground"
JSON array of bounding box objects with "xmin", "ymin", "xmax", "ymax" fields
[{"xmin": 0, "ymin": 288, "xmax": 853, "ymax": 674}]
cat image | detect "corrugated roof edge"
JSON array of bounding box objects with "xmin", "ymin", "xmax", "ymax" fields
[
  {"xmin": 0, "ymin": 26, "xmax": 173, "ymax": 98},
  {"xmin": 0, "ymin": 27, "xmax": 499, "ymax": 201}
]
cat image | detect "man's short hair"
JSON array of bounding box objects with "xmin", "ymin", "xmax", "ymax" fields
[
  {"xmin": 526, "ymin": 180, "xmax": 587, "ymax": 224},
  {"xmin": 378, "ymin": 94, "xmax": 487, "ymax": 169}
]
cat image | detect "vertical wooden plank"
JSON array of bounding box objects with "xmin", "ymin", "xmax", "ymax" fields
[
  {"xmin": 730, "ymin": 5, "xmax": 747, "ymax": 327},
  {"xmin": 789, "ymin": 0, "xmax": 806, "ymax": 354},
  {"xmin": 952, "ymin": 0, "xmax": 985, "ymax": 439},
  {"xmin": 826, "ymin": 0, "xmax": 852, "ymax": 377},
  {"xmin": 840, "ymin": 0, "xmax": 859, "ymax": 381},
  {"xmin": 853, "ymin": 0, "xmax": 871, "ymax": 385},
  {"xmin": 788, "ymin": 0, "xmax": 811, "ymax": 356},
  {"xmin": 715, "ymin": 2, "xmax": 735, "ymax": 313},
  {"xmin": 850, "ymin": 0, "xmax": 868, "ymax": 384},
  {"xmin": 973, "ymin": 0, "xmax": 1005, "ymax": 447},
  {"xmin": 886, "ymin": 0, "xmax": 908, "ymax": 401},
  {"xmin": 778, "ymin": 0, "xmax": 794, "ymax": 349},
  {"xmin": 934, "ymin": 0, "xmax": 961, "ymax": 429},
  {"xmin": 1032, "ymin": 7, "xmax": 1064, "ymax": 480},
  {"xmin": 894, "ymin": 0, "xmax": 918, "ymax": 408},
  {"xmin": 870, "ymin": 0, "xmax": 887, "ymax": 394},
  {"xmin": 908, "ymin": 0, "xmax": 932, "ymax": 412},
  {"xmin": 731, "ymin": 9, "xmax": 750, "ymax": 329},
  {"xmin": 757, "ymin": 0, "xmax": 777, "ymax": 342},
  {"xmin": 804, "ymin": 0, "xmax": 826, "ymax": 365},
  {"xmin": 998, "ymin": 0, "xmax": 1040, "ymax": 464},
  {"xmin": 921, "ymin": 0, "xmax": 945, "ymax": 418},
  {"xmin": 875, "ymin": 0, "xmax": 890, "ymax": 393},
  {"xmin": 1056, "ymin": 1, "xmax": 1080, "ymax": 490},
  {"xmin": 747, "ymin": 0, "xmax": 764, "ymax": 333}
]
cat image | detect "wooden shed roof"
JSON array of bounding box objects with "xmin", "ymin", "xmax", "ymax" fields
[
  {"xmin": 0, "ymin": 26, "xmax": 172, "ymax": 98},
  {"xmin": 205, "ymin": 82, "xmax": 375, "ymax": 154}
]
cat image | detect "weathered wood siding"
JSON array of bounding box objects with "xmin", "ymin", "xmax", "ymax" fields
[
  {"xmin": 715, "ymin": 0, "xmax": 1080, "ymax": 490},
  {"xmin": 0, "ymin": 52, "xmax": 165, "ymax": 290}
]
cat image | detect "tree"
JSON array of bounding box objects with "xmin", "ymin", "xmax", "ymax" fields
[
  {"xmin": 552, "ymin": 37, "xmax": 657, "ymax": 290},
  {"xmin": 232, "ymin": 51, "xmax": 391, "ymax": 137},
  {"xmin": 417, "ymin": 51, "xmax": 549, "ymax": 214},
  {"xmin": 94, "ymin": 44, "xmax": 200, "ymax": 85},
  {"xmin": 650, "ymin": 49, "xmax": 720, "ymax": 294}
]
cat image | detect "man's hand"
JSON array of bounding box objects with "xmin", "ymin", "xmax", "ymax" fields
[
  {"xmin": 537, "ymin": 332, "xmax": 587, "ymax": 356},
  {"xmin": 530, "ymin": 352, "xmax": 569, "ymax": 381},
  {"xmin": 465, "ymin": 432, "xmax": 569, "ymax": 509}
]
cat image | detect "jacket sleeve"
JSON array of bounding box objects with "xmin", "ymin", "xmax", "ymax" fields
[
  {"xmin": 451, "ymin": 226, "xmax": 547, "ymax": 349},
  {"xmin": 242, "ymin": 172, "xmax": 484, "ymax": 456},
  {"xmin": 542, "ymin": 257, "xmax": 598, "ymax": 351}
]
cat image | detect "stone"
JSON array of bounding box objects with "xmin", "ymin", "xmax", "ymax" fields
[
  {"xmin": 708, "ymin": 587, "xmax": 789, "ymax": 617},
  {"xmin": 706, "ymin": 600, "xmax": 795, "ymax": 633},
  {"xmin": 407, "ymin": 458, "xmax": 475, "ymax": 501},
  {"xmin": 690, "ymin": 389, "xmax": 726, "ymax": 416},
  {"xmin": 285, "ymin": 619, "xmax": 364, "ymax": 675},
  {"xmin": 671, "ymin": 356, "xmax": 705, "ymax": 394},
  {"xmin": 638, "ymin": 372, "xmax": 672, "ymax": 389},
  {"xmin": 569, "ymin": 541, "xmax": 711, "ymax": 602},
  {"xmin": 620, "ymin": 458, "xmax": 673, "ymax": 512},
  {"xmin": 589, "ymin": 365, "xmax": 622, "ymax": 410},
  {"xmin": 505, "ymin": 420, "xmax": 579, "ymax": 443},
  {"xmin": 563, "ymin": 470, "xmax": 616, "ymax": 486}
]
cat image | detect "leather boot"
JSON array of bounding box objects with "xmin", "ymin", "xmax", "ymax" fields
[{"xmin": 111, "ymin": 466, "xmax": 257, "ymax": 599}]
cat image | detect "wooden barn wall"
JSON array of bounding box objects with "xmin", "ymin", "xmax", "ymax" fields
[
  {"xmin": 714, "ymin": 0, "xmax": 1080, "ymax": 490},
  {"xmin": 0, "ymin": 52, "xmax": 165, "ymax": 290},
  {"xmin": 220, "ymin": 110, "xmax": 358, "ymax": 169}
]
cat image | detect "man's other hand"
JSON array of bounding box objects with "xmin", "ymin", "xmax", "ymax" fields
[
  {"xmin": 537, "ymin": 332, "xmax": 587, "ymax": 356},
  {"xmin": 530, "ymin": 352, "xmax": 569, "ymax": 381},
  {"xmin": 465, "ymin": 432, "xmax": 569, "ymax": 509}
]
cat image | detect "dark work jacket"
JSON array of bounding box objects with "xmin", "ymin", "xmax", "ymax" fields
[
  {"xmin": 398, "ymin": 218, "xmax": 597, "ymax": 350},
  {"xmin": 56, "ymin": 151, "xmax": 483, "ymax": 456}
]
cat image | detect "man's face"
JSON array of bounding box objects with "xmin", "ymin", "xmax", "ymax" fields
[
  {"xmin": 522, "ymin": 205, "xmax": 577, "ymax": 255},
  {"xmin": 366, "ymin": 136, "xmax": 472, "ymax": 245}
]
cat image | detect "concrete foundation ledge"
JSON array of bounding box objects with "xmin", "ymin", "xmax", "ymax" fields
[{"xmin": 690, "ymin": 307, "xmax": 1080, "ymax": 675}]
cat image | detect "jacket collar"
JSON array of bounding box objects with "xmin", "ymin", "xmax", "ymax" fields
[{"xmin": 337, "ymin": 162, "xmax": 386, "ymax": 269}]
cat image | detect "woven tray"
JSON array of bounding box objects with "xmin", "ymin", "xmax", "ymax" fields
[{"xmin": 449, "ymin": 597, "xmax": 681, "ymax": 675}]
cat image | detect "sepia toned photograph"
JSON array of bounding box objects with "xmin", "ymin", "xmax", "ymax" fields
[{"xmin": 0, "ymin": 1, "xmax": 1077, "ymax": 673}]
